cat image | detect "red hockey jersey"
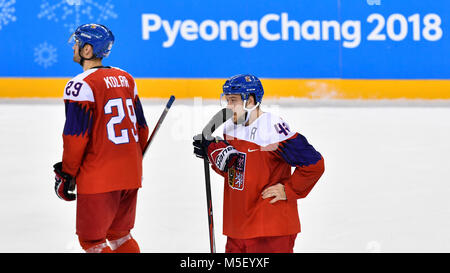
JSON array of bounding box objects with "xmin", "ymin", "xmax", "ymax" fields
[
  {"xmin": 61, "ymin": 66, "xmax": 149, "ymax": 194},
  {"xmin": 212, "ymin": 112, "xmax": 325, "ymax": 239}
]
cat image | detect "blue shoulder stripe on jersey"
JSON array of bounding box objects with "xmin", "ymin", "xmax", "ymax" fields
[
  {"xmin": 63, "ymin": 101, "xmax": 93, "ymax": 137},
  {"xmin": 134, "ymin": 97, "xmax": 147, "ymax": 128},
  {"xmin": 276, "ymin": 133, "xmax": 322, "ymax": 167}
]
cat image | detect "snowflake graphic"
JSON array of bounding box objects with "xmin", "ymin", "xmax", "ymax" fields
[
  {"xmin": 37, "ymin": 0, "xmax": 118, "ymax": 33},
  {"xmin": 0, "ymin": 0, "xmax": 16, "ymax": 31},
  {"xmin": 34, "ymin": 42, "xmax": 58, "ymax": 68}
]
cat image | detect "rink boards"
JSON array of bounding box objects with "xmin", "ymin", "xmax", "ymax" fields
[
  {"xmin": 0, "ymin": 78, "xmax": 449, "ymax": 99},
  {"xmin": 0, "ymin": 0, "xmax": 449, "ymax": 99}
]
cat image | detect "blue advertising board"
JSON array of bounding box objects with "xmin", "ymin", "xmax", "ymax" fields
[{"xmin": 0, "ymin": 0, "xmax": 448, "ymax": 79}]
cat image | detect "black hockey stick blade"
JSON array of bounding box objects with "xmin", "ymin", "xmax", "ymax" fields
[{"xmin": 202, "ymin": 107, "xmax": 233, "ymax": 140}]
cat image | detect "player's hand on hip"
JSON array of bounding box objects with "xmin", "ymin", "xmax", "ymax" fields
[
  {"xmin": 262, "ymin": 183, "xmax": 287, "ymax": 204},
  {"xmin": 53, "ymin": 162, "xmax": 76, "ymax": 201}
]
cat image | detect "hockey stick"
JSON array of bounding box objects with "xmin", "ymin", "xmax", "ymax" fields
[
  {"xmin": 201, "ymin": 108, "xmax": 233, "ymax": 253},
  {"xmin": 142, "ymin": 95, "xmax": 176, "ymax": 157},
  {"xmin": 202, "ymin": 157, "xmax": 215, "ymax": 253}
]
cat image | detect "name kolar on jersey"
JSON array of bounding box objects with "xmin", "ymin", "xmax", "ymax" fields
[{"xmin": 104, "ymin": 75, "xmax": 130, "ymax": 89}]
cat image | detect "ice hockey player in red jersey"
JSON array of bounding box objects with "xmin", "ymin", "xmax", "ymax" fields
[
  {"xmin": 52, "ymin": 24, "xmax": 149, "ymax": 253},
  {"xmin": 193, "ymin": 74, "xmax": 325, "ymax": 253}
]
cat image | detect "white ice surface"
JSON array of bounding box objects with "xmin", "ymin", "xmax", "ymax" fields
[{"xmin": 1, "ymin": 98, "xmax": 450, "ymax": 253}]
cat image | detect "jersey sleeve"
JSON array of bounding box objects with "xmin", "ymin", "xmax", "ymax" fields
[
  {"xmin": 61, "ymin": 79, "xmax": 95, "ymax": 176},
  {"xmin": 132, "ymin": 79, "xmax": 149, "ymax": 151},
  {"xmin": 273, "ymin": 131, "xmax": 325, "ymax": 200}
]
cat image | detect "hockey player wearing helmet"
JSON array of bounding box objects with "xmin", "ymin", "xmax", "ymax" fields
[
  {"xmin": 194, "ymin": 74, "xmax": 325, "ymax": 253},
  {"xmin": 69, "ymin": 23, "xmax": 114, "ymax": 68},
  {"xmin": 53, "ymin": 24, "xmax": 149, "ymax": 253},
  {"xmin": 221, "ymin": 74, "xmax": 264, "ymax": 125}
]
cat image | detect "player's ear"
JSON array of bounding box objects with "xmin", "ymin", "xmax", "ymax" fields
[
  {"xmin": 247, "ymin": 94, "xmax": 255, "ymax": 107},
  {"xmin": 82, "ymin": 44, "xmax": 94, "ymax": 59}
]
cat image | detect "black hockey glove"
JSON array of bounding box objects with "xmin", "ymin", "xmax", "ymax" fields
[
  {"xmin": 53, "ymin": 162, "xmax": 76, "ymax": 201},
  {"xmin": 193, "ymin": 134, "xmax": 208, "ymax": 160}
]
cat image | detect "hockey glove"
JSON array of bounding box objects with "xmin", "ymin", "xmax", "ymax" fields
[
  {"xmin": 193, "ymin": 134, "xmax": 207, "ymax": 159},
  {"xmin": 53, "ymin": 162, "xmax": 76, "ymax": 201},
  {"xmin": 193, "ymin": 134, "xmax": 239, "ymax": 172}
]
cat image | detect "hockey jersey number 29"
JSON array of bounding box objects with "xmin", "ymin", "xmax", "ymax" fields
[{"xmin": 61, "ymin": 67, "xmax": 149, "ymax": 194}]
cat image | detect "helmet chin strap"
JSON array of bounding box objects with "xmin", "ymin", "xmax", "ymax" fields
[{"xmin": 236, "ymin": 100, "xmax": 260, "ymax": 125}]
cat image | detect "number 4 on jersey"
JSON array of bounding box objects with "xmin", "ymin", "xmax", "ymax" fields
[{"xmin": 104, "ymin": 98, "xmax": 139, "ymax": 145}]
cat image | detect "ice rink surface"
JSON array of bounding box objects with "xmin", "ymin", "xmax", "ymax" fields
[{"xmin": 1, "ymin": 98, "xmax": 450, "ymax": 253}]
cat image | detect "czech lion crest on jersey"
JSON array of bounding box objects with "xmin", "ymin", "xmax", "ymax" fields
[{"xmin": 227, "ymin": 152, "xmax": 246, "ymax": 190}]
